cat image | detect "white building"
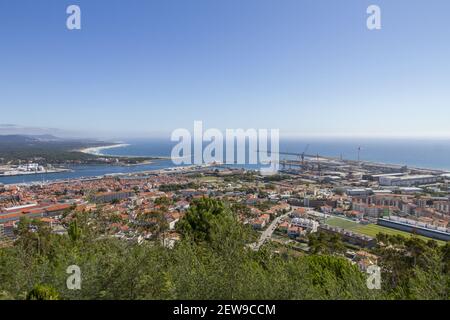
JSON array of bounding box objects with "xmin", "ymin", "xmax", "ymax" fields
[
  {"xmin": 291, "ymin": 217, "xmax": 319, "ymax": 232},
  {"xmin": 379, "ymin": 175, "xmax": 438, "ymax": 187},
  {"xmin": 17, "ymin": 163, "xmax": 44, "ymax": 172}
]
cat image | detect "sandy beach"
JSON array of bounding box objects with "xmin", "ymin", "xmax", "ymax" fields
[{"xmin": 79, "ymin": 143, "xmax": 130, "ymax": 156}]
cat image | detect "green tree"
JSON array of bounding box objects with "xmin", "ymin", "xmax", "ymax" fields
[
  {"xmin": 26, "ymin": 284, "xmax": 60, "ymax": 300},
  {"xmin": 409, "ymin": 250, "xmax": 449, "ymax": 300},
  {"xmin": 176, "ymin": 197, "xmax": 226, "ymax": 242},
  {"xmin": 68, "ymin": 219, "xmax": 82, "ymax": 242},
  {"xmin": 308, "ymin": 232, "xmax": 345, "ymax": 255}
]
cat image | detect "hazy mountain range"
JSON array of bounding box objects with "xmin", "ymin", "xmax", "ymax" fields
[{"xmin": 0, "ymin": 124, "xmax": 83, "ymax": 139}]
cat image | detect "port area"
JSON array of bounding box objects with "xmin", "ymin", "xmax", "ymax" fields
[{"xmin": 0, "ymin": 164, "xmax": 71, "ymax": 177}]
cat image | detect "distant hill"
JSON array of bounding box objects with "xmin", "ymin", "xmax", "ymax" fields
[
  {"xmin": 0, "ymin": 134, "xmax": 106, "ymax": 145},
  {"xmin": 24, "ymin": 134, "xmax": 64, "ymax": 142},
  {"xmin": 0, "ymin": 135, "xmax": 37, "ymax": 144},
  {"xmin": 0, "ymin": 124, "xmax": 84, "ymax": 138}
]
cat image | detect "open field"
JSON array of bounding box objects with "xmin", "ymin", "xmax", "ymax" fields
[
  {"xmin": 197, "ymin": 176, "xmax": 220, "ymax": 183},
  {"xmin": 324, "ymin": 217, "xmax": 446, "ymax": 245}
]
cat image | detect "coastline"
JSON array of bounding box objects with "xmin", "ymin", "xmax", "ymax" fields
[
  {"xmin": 2, "ymin": 140, "xmax": 449, "ymax": 185},
  {"xmin": 78, "ymin": 143, "xmax": 131, "ymax": 156},
  {"xmin": 78, "ymin": 143, "xmax": 170, "ymax": 160},
  {"xmin": 77, "ymin": 143, "xmax": 171, "ymax": 166},
  {"xmin": 0, "ymin": 167, "xmax": 71, "ymax": 178}
]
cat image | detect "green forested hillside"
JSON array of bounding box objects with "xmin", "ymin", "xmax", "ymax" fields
[
  {"xmin": 0, "ymin": 135, "xmax": 106, "ymax": 163},
  {"xmin": 0, "ymin": 198, "xmax": 448, "ymax": 300}
]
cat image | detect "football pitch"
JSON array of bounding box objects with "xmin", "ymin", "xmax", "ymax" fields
[{"xmin": 324, "ymin": 217, "xmax": 446, "ymax": 245}]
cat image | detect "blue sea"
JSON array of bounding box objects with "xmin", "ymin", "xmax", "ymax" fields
[
  {"xmin": 1, "ymin": 137, "xmax": 450, "ymax": 184},
  {"xmin": 101, "ymin": 137, "xmax": 450, "ymax": 170}
]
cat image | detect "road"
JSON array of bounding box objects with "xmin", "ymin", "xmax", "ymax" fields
[{"xmin": 250, "ymin": 210, "xmax": 292, "ymax": 251}]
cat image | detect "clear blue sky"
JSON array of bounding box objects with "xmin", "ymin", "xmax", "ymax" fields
[{"xmin": 1, "ymin": 0, "xmax": 449, "ymax": 138}]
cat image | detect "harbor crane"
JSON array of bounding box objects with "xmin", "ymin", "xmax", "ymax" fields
[
  {"xmin": 300, "ymin": 144, "xmax": 310, "ymax": 165},
  {"xmin": 259, "ymin": 144, "xmax": 346, "ymax": 172}
]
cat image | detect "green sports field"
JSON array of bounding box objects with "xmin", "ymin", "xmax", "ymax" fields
[
  {"xmin": 324, "ymin": 217, "xmax": 446, "ymax": 245},
  {"xmin": 197, "ymin": 176, "xmax": 220, "ymax": 183}
]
